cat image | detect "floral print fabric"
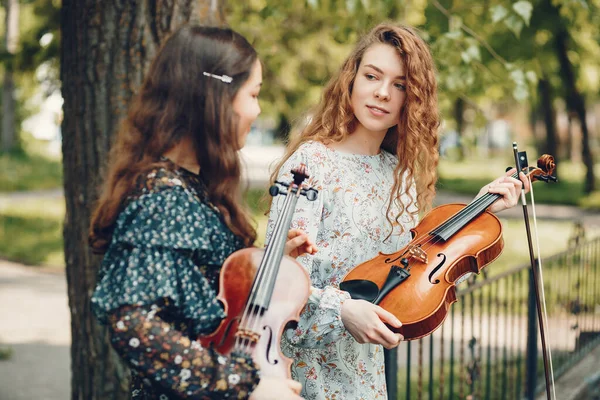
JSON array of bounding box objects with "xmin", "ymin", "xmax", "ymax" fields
[
  {"xmin": 110, "ymin": 303, "xmax": 258, "ymax": 400},
  {"xmin": 267, "ymin": 141, "xmax": 416, "ymax": 400},
  {"xmin": 91, "ymin": 164, "xmax": 259, "ymax": 399}
]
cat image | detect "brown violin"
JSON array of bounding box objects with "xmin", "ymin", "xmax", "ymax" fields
[
  {"xmin": 340, "ymin": 155, "xmax": 556, "ymax": 341},
  {"xmin": 200, "ymin": 166, "xmax": 316, "ymax": 378}
]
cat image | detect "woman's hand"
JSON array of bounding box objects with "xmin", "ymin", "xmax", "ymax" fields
[
  {"xmin": 477, "ymin": 168, "xmax": 530, "ymax": 214},
  {"xmin": 249, "ymin": 377, "xmax": 303, "ymax": 400},
  {"xmin": 284, "ymin": 229, "xmax": 317, "ymax": 258},
  {"xmin": 340, "ymin": 299, "xmax": 404, "ymax": 349}
]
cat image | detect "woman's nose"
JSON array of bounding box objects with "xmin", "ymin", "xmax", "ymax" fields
[{"xmin": 374, "ymin": 83, "xmax": 390, "ymax": 100}]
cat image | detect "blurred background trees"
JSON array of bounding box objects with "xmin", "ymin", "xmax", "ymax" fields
[
  {"xmin": 2, "ymin": 0, "xmax": 599, "ymax": 192},
  {"xmin": 0, "ymin": 0, "xmax": 599, "ymax": 397}
]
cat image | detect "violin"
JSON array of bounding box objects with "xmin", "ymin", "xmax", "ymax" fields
[
  {"xmin": 200, "ymin": 165, "xmax": 317, "ymax": 378},
  {"xmin": 340, "ymin": 155, "xmax": 556, "ymax": 341}
]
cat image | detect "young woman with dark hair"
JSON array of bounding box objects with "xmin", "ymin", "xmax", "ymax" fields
[{"xmin": 90, "ymin": 25, "xmax": 311, "ymax": 400}]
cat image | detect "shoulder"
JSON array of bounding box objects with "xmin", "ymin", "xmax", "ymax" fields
[
  {"xmin": 279, "ymin": 140, "xmax": 331, "ymax": 178},
  {"xmin": 111, "ymin": 169, "xmax": 228, "ymax": 251},
  {"xmin": 296, "ymin": 140, "xmax": 328, "ymax": 155},
  {"xmin": 131, "ymin": 167, "xmax": 196, "ymax": 198},
  {"xmin": 124, "ymin": 167, "xmax": 212, "ymax": 220},
  {"xmin": 380, "ymin": 149, "xmax": 399, "ymax": 167}
]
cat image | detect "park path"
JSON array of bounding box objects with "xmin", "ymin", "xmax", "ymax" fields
[{"xmin": 0, "ymin": 261, "xmax": 70, "ymax": 400}]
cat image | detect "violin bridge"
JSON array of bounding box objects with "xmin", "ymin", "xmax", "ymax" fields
[
  {"xmin": 407, "ymin": 244, "xmax": 428, "ymax": 264},
  {"xmin": 235, "ymin": 329, "xmax": 260, "ymax": 344}
]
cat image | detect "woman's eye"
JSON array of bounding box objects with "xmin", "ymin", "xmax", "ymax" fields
[
  {"xmin": 395, "ymin": 83, "xmax": 406, "ymax": 91},
  {"xmin": 365, "ymin": 74, "xmax": 377, "ymax": 80}
]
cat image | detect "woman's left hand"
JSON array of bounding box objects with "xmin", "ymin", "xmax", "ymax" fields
[
  {"xmin": 477, "ymin": 168, "xmax": 530, "ymax": 214},
  {"xmin": 284, "ymin": 229, "xmax": 318, "ymax": 258}
]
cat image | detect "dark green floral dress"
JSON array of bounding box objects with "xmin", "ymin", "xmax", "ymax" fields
[{"xmin": 91, "ymin": 162, "xmax": 259, "ymax": 399}]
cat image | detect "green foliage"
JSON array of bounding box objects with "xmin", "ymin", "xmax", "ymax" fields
[
  {"xmin": 0, "ymin": 0, "xmax": 61, "ymax": 154},
  {"xmin": 0, "ymin": 0, "xmax": 60, "ymax": 75},
  {"xmin": 225, "ymin": 0, "xmax": 558, "ymax": 132}
]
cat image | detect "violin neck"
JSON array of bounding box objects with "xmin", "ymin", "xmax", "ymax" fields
[
  {"xmin": 247, "ymin": 186, "xmax": 301, "ymax": 310},
  {"xmin": 432, "ymin": 171, "xmax": 519, "ymax": 241}
]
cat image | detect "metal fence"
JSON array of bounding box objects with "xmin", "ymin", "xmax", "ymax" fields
[{"xmin": 386, "ymin": 236, "xmax": 600, "ymax": 400}]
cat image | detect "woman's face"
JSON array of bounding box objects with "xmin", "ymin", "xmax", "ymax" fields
[
  {"xmin": 232, "ymin": 59, "xmax": 262, "ymax": 148},
  {"xmin": 350, "ymin": 43, "xmax": 407, "ymax": 138}
]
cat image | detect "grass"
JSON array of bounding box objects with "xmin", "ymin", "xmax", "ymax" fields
[
  {"xmin": 0, "ymin": 197, "xmax": 65, "ymax": 266},
  {"xmin": 0, "ymin": 151, "xmax": 598, "ymax": 267},
  {"xmin": 0, "ymin": 150, "xmax": 63, "ymax": 192},
  {"xmin": 0, "ymin": 187, "xmax": 588, "ymax": 269},
  {"xmin": 438, "ymin": 156, "xmax": 600, "ymax": 210}
]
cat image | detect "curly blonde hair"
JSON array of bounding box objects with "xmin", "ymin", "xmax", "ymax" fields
[{"xmin": 270, "ymin": 23, "xmax": 439, "ymax": 228}]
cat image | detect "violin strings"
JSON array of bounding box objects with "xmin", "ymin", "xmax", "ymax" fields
[
  {"xmin": 236, "ymin": 181, "xmax": 304, "ymax": 354},
  {"xmin": 399, "ymin": 170, "xmax": 519, "ymax": 279},
  {"xmin": 410, "ymin": 188, "xmax": 504, "ymax": 252},
  {"xmin": 244, "ymin": 182, "xmax": 305, "ymax": 354},
  {"xmin": 529, "ymin": 176, "xmax": 557, "ymax": 399},
  {"xmin": 425, "ymin": 169, "xmax": 519, "ymax": 245},
  {"xmin": 235, "ymin": 187, "xmax": 292, "ymax": 353},
  {"xmin": 432, "ymin": 170, "xmax": 518, "ymax": 237}
]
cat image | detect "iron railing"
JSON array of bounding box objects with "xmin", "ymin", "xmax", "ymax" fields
[{"xmin": 385, "ymin": 236, "xmax": 600, "ymax": 399}]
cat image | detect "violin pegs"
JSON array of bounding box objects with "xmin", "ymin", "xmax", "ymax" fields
[
  {"xmin": 301, "ymin": 188, "xmax": 319, "ymax": 201},
  {"xmin": 269, "ymin": 185, "xmax": 280, "ymax": 197}
]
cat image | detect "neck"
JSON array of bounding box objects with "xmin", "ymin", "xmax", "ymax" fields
[
  {"xmin": 163, "ymin": 137, "xmax": 200, "ymax": 174},
  {"xmin": 331, "ymin": 123, "xmax": 388, "ymax": 156}
]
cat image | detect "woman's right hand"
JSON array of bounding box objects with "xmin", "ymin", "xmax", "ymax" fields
[
  {"xmin": 249, "ymin": 377, "xmax": 303, "ymax": 400},
  {"xmin": 341, "ymin": 298, "xmax": 404, "ymax": 349}
]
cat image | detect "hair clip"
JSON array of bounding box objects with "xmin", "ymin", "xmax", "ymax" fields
[{"xmin": 203, "ymin": 72, "xmax": 233, "ymax": 84}]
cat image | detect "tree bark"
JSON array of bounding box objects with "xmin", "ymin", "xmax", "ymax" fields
[
  {"xmin": 60, "ymin": 1, "xmax": 224, "ymax": 398},
  {"xmin": 553, "ymin": 24, "xmax": 595, "ymax": 192},
  {"xmin": 453, "ymin": 97, "xmax": 465, "ymax": 160},
  {"xmin": 1, "ymin": 0, "xmax": 19, "ymax": 152},
  {"xmin": 537, "ymin": 78, "xmax": 559, "ymax": 162}
]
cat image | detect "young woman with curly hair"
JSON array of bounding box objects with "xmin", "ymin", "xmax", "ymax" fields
[
  {"xmin": 266, "ymin": 23, "xmax": 528, "ymax": 399},
  {"xmin": 89, "ymin": 25, "xmax": 313, "ymax": 400}
]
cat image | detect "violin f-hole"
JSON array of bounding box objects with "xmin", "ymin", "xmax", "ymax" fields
[
  {"xmin": 428, "ymin": 253, "xmax": 446, "ymax": 284},
  {"xmin": 262, "ymin": 325, "xmax": 279, "ymax": 365}
]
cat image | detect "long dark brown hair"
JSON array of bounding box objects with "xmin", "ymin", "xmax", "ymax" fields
[
  {"xmin": 90, "ymin": 25, "xmax": 258, "ymax": 253},
  {"xmin": 270, "ymin": 23, "xmax": 439, "ymax": 228}
]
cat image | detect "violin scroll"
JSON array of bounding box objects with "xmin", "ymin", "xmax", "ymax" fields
[
  {"xmin": 523, "ymin": 154, "xmax": 557, "ymax": 183},
  {"xmin": 513, "ymin": 153, "xmax": 557, "ymax": 184},
  {"xmin": 269, "ymin": 163, "xmax": 319, "ymax": 201}
]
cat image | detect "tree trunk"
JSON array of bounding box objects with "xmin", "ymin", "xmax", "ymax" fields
[
  {"xmin": 1, "ymin": 0, "xmax": 19, "ymax": 152},
  {"xmin": 453, "ymin": 97, "xmax": 465, "ymax": 160},
  {"xmin": 553, "ymin": 25, "xmax": 595, "ymax": 192},
  {"xmin": 60, "ymin": 1, "xmax": 224, "ymax": 398},
  {"xmin": 537, "ymin": 78, "xmax": 559, "ymax": 162}
]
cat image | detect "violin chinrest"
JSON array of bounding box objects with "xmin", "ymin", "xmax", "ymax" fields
[{"xmin": 339, "ymin": 279, "xmax": 379, "ymax": 303}]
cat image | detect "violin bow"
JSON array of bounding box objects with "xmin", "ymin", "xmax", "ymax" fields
[{"xmin": 512, "ymin": 142, "xmax": 557, "ymax": 400}]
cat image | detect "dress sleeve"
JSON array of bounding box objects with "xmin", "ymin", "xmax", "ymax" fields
[
  {"xmin": 108, "ymin": 304, "xmax": 259, "ymax": 399},
  {"xmin": 266, "ymin": 145, "xmax": 351, "ymax": 349},
  {"xmin": 91, "ymin": 186, "xmax": 232, "ymax": 337}
]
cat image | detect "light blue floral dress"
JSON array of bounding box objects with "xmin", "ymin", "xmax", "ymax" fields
[{"xmin": 267, "ymin": 141, "xmax": 417, "ymax": 400}]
